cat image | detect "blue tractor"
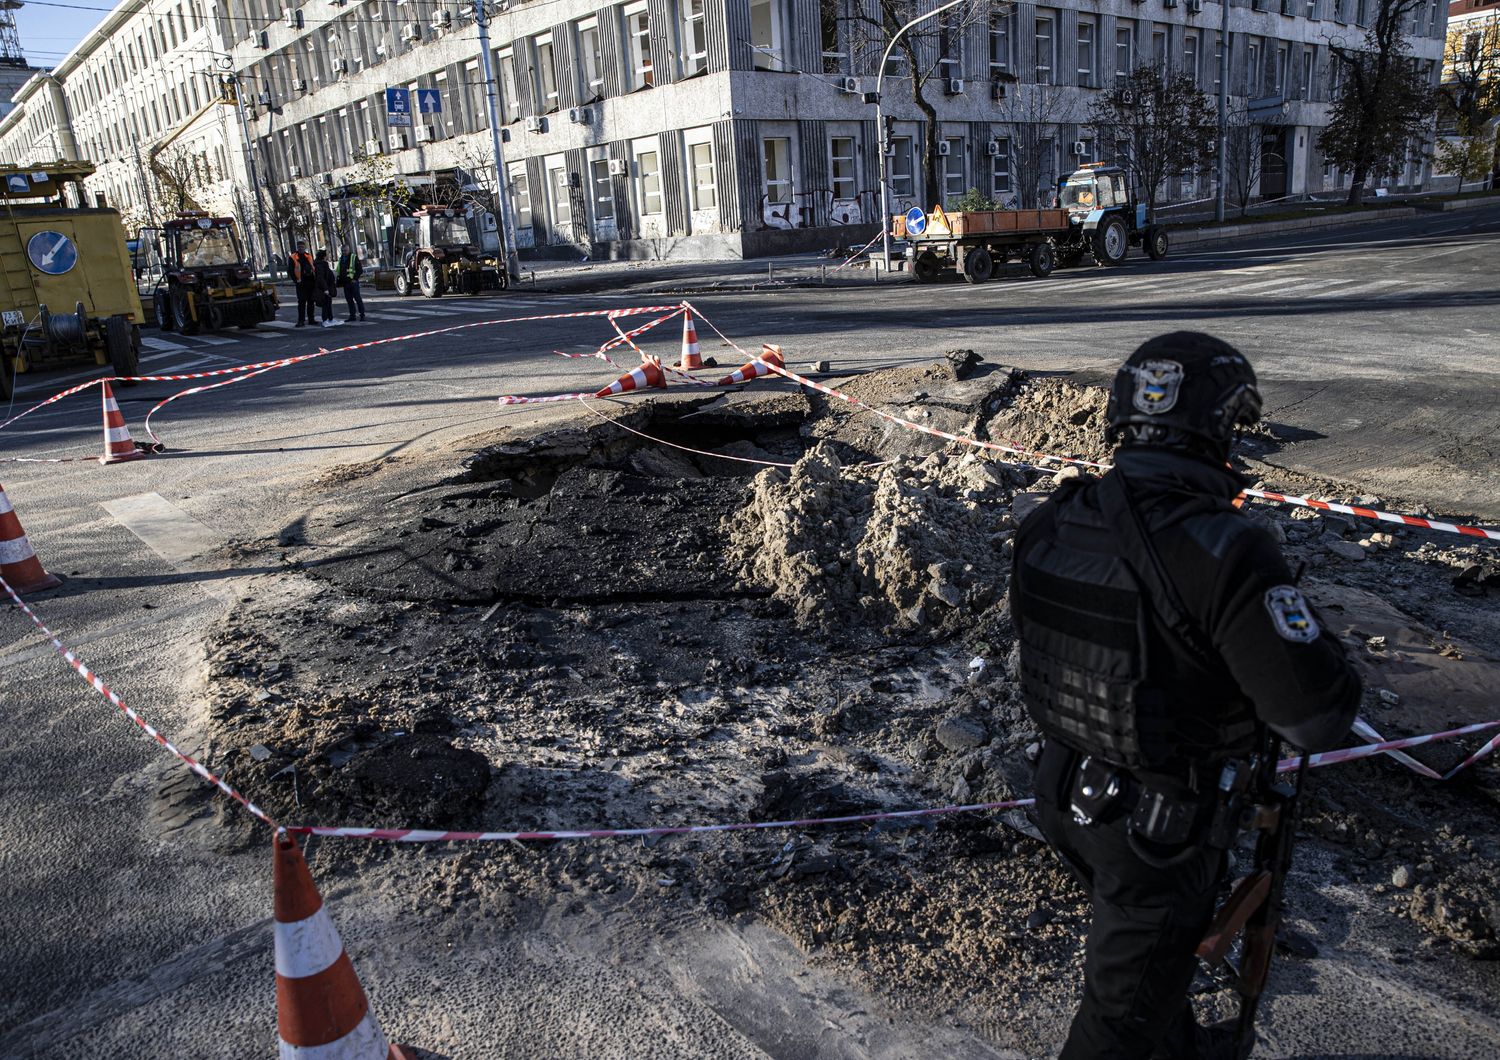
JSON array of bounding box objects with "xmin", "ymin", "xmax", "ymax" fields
[{"xmin": 1052, "ymin": 163, "xmax": 1170, "ymax": 268}]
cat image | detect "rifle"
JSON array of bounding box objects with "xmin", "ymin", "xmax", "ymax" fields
[{"xmin": 1196, "ymin": 730, "xmax": 1310, "ymax": 1059}]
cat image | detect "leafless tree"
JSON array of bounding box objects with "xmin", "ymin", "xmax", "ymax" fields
[
  {"xmin": 995, "ymin": 81, "xmax": 1073, "ymax": 208},
  {"xmin": 1088, "ymin": 63, "xmax": 1217, "ymax": 219},
  {"xmin": 1224, "ymin": 101, "xmax": 1281, "ymax": 218}
]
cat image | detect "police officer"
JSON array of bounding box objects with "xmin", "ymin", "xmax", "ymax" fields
[{"xmin": 1009, "ymin": 332, "xmax": 1360, "ymax": 1059}]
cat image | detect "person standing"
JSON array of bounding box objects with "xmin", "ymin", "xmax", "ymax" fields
[
  {"xmin": 336, "ymin": 244, "xmax": 366, "ymax": 322},
  {"xmin": 288, "ymin": 242, "xmax": 315, "ymax": 327},
  {"xmin": 314, "ymin": 249, "xmax": 342, "ymax": 328},
  {"xmin": 1009, "ymin": 332, "xmax": 1361, "ymax": 1059}
]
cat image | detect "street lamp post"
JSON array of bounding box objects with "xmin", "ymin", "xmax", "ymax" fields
[
  {"xmin": 875, "ymin": 0, "xmax": 969, "ymax": 274},
  {"xmin": 472, "ymin": 0, "xmax": 522, "ymax": 285},
  {"xmin": 224, "ymin": 68, "xmax": 276, "ymax": 273},
  {"xmin": 1214, "ymin": 1, "xmax": 1229, "ymax": 223}
]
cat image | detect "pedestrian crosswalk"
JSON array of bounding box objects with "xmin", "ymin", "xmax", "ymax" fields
[{"xmin": 1007, "ymin": 265, "xmax": 1450, "ymax": 307}]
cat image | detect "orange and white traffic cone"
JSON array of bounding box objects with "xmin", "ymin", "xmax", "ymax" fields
[
  {"xmin": 274, "ymin": 833, "xmax": 416, "ymax": 1060},
  {"xmin": 0, "ymin": 483, "xmax": 61, "ymax": 595},
  {"xmin": 99, "ymin": 381, "xmax": 144, "ymax": 465},
  {"xmin": 717, "ymin": 344, "xmax": 784, "ymax": 386},
  {"xmin": 594, "ymin": 358, "xmax": 667, "ymax": 397},
  {"xmin": 675, "ymin": 310, "xmax": 703, "ymax": 370}
]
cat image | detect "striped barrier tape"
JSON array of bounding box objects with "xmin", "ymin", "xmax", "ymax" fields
[
  {"xmin": 0, "ymin": 572, "xmax": 281, "ymax": 831},
  {"xmin": 680, "ymin": 302, "xmax": 1500, "ymax": 545}
]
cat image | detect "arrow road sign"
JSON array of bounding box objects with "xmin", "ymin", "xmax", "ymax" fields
[
  {"xmin": 27, "ymin": 230, "xmax": 78, "ymax": 275},
  {"xmin": 385, "ymin": 87, "xmax": 412, "ymax": 127},
  {"xmin": 415, "ymin": 88, "xmax": 442, "ymax": 114}
]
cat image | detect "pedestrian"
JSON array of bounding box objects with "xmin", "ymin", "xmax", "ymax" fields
[
  {"xmin": 1008, "ymin": 332, "xmax": 1361, "ymax": 1059},
  {"xmin": 314, "ymin": 249, "xmax": 342, "ymax": 328},
  {"xmin": 336, "ymin": 243, "xmax": 366, "ymax": 322},
  {"xmin": 288, "ymin": 241, "xmax": 315, "ymax": 327}
]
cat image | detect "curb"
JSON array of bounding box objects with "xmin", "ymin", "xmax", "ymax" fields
[{"xmin": 1170, "ymin": 206, "xmax": 1419, "ymax": 249}]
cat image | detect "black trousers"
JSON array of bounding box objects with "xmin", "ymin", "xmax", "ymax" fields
[
  {"xmin": 1035, "ymin": 742, "xmax": 1226, "ymax": 1059},
  {"xmin": 295, "ymin": 282, "xmax": 317, "ymax": 325},
  {"xmin": 342, "ymin": 279, "xmax": 365, "ymax": 319}
]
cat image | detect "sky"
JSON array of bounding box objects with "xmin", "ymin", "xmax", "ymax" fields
[{"xmin": 13, "ymin": 0, "xmax": 113, "ymax": 69}]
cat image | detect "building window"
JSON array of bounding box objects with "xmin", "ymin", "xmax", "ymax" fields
[
  {"xmin": 830, "ymin": 135, "xmax": 856, "ymax": 200},
  {"xmin": 943, "ymin": 138, "xmax": 965, "ymax": 199},
  {"xmin": 1182, "ymin": 32, "xmax": 1198, "ymax": 84},
  {"xmin": 938, "ymin": 12, "xmax": 960, "ymax": 79},
  {"xmin": 1275, "ymin": 44, "xmax": 1288, "ymax": 95},
  {"xmin": 1246, "ymin": 40, "xmax": 1262, "ymax": 96},
  {"xmin": 990, "ymin": 137, "xmax": 1011, "ymax": 197},
  {"xmin": 590, "ymin": 158, "xmax": 615, "ymax": 221},
  {"xmin": 497, "ymin": 48, "xmax": 520, "ymax": 122},
  {"xmin": 1300, "ymin": 48, "xmax": 1313, "ymax": 99},
  {"xmin": 510, "ymin": 165, "xmax": 532, "ymax": 228},
  {"xmin": 989, "ymin": 11, "xmax": 1012, "ymax": 78},
  {"xmin": 1115, "ymin": 25, "xmax": 1133, "ymax": 80},
  {"xmin": 637, "ymin": 149, "xmax": 663, "ymax": 214},
  {"xmin": 751, "ymin": 0, "xmax": 785, "ymax": 71},
  {"xmin": 1077, "ymin": 19, "xmax": 1096, "ymax": 83},
  {"xmin": 625, "ymin": 3, "xmax": 653, "ymax": 89},
  {"xmin": 577, "ymin": 18, "xmax": 604, "ymax": 100},
  {"xmin": 1152, "ymin": 26, "xmax": 1167, "ymax": 68},
  {"xmin": 763, "ymin": 136, "xmax": 792, "ymax": 204},
  {"xmin": 683, "ymin": 0, "xmax": 709, "ymax": 77},
  {"xmin": 690, "ymin": 140, "xmax": 716, "ymax": 209},
  {"xmin": 1034, "ymin": 12, "xmax": 1055, "ymax": 84},
  {"xmin": 889, "ymin": 136, "xmax": 914, "ymax": 197},
  {"xmin": 550, "ymin": 165, "xmax": 573, "ymax": 231},
  {"xmin": 1213, "ymin": 35, "xmax": 1224, "ymax": 93},
  {"xmin": 534, "ymin": 34, "xmax": 559, "ymax": 112},
  {"xmin": 820, "ymin": 0, "xmax": 845, "ymax": 74}
]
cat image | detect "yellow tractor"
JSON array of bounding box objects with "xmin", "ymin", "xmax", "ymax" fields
[
  {"xmin": 0, "ymin": 162, "xmax": 142, "ymax": 402},
  {"xmin": 134, "ymin": 213, "xmax": 277, "ymax": 334}
]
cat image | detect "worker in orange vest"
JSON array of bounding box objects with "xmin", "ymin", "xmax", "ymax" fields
[{"xmin": 287, "ymin": 241, "xmax": 316, "ymax": 327}]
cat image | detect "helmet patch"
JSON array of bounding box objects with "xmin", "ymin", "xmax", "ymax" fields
[
  {"xmin": 1264, "ymin": 586, "xmax": 1319, "ymax": 643},
  {"xmin": 1131, "ymin": 360, "xmax": 1184, "ymax": 415}
]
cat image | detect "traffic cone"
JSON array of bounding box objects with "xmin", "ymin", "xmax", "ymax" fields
[
  {"xmin": 717, "ymin": 344, "xmax": 784, "ymax": 386},
  {"xmin": 0, "ymin": 483, "xmax": 61, "ymax": 595},
  {"xmin": 675, "ymin": 310, "xmax": 703, "ymax": 370},
  {"xmin": 273, "ymin": 833, "xmax": 416, "ymax": 1060},
  {"xmin": 99, "ymin": 381, "xmax": 144, "ymax": 465},
  {"xmin": 594, "ymin": 358, "xmax": 667, "ymax": 397}
]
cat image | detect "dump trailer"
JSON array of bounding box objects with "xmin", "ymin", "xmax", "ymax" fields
[
  {"xmin": 0, "ymin": 162, "xmax": 142, "ymax": 402},
  {"xmin": 895, "ymin": 206, "xmax": 1074, "ymax": 283}
]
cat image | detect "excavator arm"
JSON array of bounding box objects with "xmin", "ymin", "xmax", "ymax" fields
[{"xmin": 145, "ymin": 79, "xmax": 237, "ymax": 214}]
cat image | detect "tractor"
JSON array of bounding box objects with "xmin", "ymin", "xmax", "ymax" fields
[
  {"xmin": 390, "ymin": 205, "xmax": 506, "ymax": 297},
  {"xmin": 135, "ymin": 213, "xmax": 278, "ymax": 334},
  {"xmin": 0, "ymin": 163, "xmax": 143, "ymax": 402},
  {"xmin": 1050, "ymin": 164, "xmax": 1170, "ymax": 268}
]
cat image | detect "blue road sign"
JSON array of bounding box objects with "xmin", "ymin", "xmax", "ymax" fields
[
  {"xmin": 385, "ymin": 87, "xmax": 413, "ymax": 127},
  {"xmin": 904, "ymin": 207, "xmax": 927, "ymax": 237},
  {"xmin": 415, "ymin": 88, "xmax": 442, "ymax": 114},
  {"xmin": 6, "ymin": 174, "xmax": 29, "ymax": 193},
  {"xmin": 27, "ymin": 230, "xmax": 78, "ymax": 275}
]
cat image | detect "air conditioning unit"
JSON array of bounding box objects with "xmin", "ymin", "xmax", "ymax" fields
[
  {"xmin": 566, "ymin": 171, "xmax": 581, "ymax": 188},
  {"xmin": 986, "ymin": 140, "xmax": 1002, "ymax": 157},
  {"xmin": 838, "ymin": 76, "xmax": 859, "ymax": 93},
  {"xmin": 400, "ymin": 23, "xmax": 422, "ymax": 41},
  {"xmin": 331, "ymin": 58, "xmax": 348, "ymax": 73},
  {"xmin": 318, "ymin": 173, "xmax": 334, "ymax": 186},
  {"xmin": 292, "ymin": 78, "xmax": 308, "ymax": 91},
  {"xmin": 608, "ymin": 158, "xmax": 626, "ymax": 176},
  {"xmin": 944, "ymin": 78, "xmax": 965, "ymax": 95},
  {"xmin": 375, "ymin": 42, "xmax": 388, "ymax": 56},
  {"xmin": 1073, "ymin": 140, "xmax": 1087, "ymax": 156},
  {"xmin": 991, "ymin": 80, "xmax": 1007, "ymax": 100},
  {"xmin": 524, "ymin": 115, "xmax": 545, "ymax": 133},
  {"xmin": 365, "ymin": 138, "xmax": 383, "ymax": 155},
  {"xmin": 288, "ymin": 165, "xmax": 302, "ymax": 178},
  {"xmin": 257, "ymin": 31, "xmax": 270, "ymax": 49},
  {"xmin": 432, "ymin": 10, "xmax": 452, "ymax": 28},
  {"xmin": 257, "ymin": 91, "xmax": 272, "ymax": 106},
  {"xmin": 391, "ymin": 131, "xmax": 410, "ymax": 149},
  {"xmin": 415, "ymin": 124, "xmax": 436, "ymax": 142},
  {"xmin": 370, "ymin": 8, "xmax": 383, "ymax": 18},
  {"xmin": 937, "ymin": 141, "xmax": 952, "ymax": 156},
  {"xmin": 285, "ymin": 8, "xmax": 304, "ymax": 28},
  {"xmin": 567, "ymin": 106, "xmax": 590, "ymax": 124},
  {"xmin": 1120, "ymin": 89, "xmax": 1137, "ymax": 106}
]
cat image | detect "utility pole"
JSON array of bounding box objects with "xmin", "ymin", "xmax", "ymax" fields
[
  {"xmin": 222, "ymin": 66, "xmax": 275, "ymax": 273},
  {"xmin": 1214, "ymin": 2, "xmax": 1229, "ymax": 223},
  {"xmin": 472, "ymin": 0, "xmax": 522, "ymax": 285}
]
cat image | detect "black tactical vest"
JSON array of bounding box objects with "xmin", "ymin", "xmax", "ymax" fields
[{"xmin": 1012, "ymin": 477, "xmax": 1257, "ymax": 773}]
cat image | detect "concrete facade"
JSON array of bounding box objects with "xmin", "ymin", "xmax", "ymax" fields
[{"xmin": 0, "ymin": 0, "xmax": 1452, "ymax": 262}]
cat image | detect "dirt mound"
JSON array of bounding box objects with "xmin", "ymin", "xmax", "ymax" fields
[
  {"xmin": 726, "ymin": 442, "xmax": 1025, "ymax": 633},
  {"xmin": 984, "ymin": 378, "xmax": 1112, "ymax": 463}
]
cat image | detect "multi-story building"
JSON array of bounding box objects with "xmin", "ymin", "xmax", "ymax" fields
[
  {"xmin": 0, "ymin": 1, "xmax": 248, "ymax": 229},
  {"xmin": 1435, "ymin": 0, "xmax": 1499, "ymax": 188}
]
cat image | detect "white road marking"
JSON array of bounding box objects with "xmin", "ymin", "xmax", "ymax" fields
[
  {"xmin": 259, "ymin": 319, "xmax": 296, "ymax": 330},
  {"xmin": 100, "ymin": 492, "xmax": 250, "ymax": 602},
  {"xmin": 139, "ymin": 337, "xmax": 194, "ymax": 353},
  {"xmin": 1327, "ymin": 278, "xmax": 1413, "ymax": 299}
]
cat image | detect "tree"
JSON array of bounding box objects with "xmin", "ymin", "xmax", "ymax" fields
[
  {"xmin": 1224, "ymin": 101, "xmax": 1281, "ymax": 218},
  {"xmin": 996, "ymin": 81, "xmax": 1071, "ymax": 209},
  {"xmin": 1435, "ymin": 120, "xmax": 1497, "ymax": 194},
  {"xmin": 150, "ymin": 144, "xmax": 210, "ymax": 215},
  {"xmin": 1087, "ymin": 63, "xmax": 1217, "ymax": 220},
  {"xmin": 1323, "ymin": 0, "xmax": 1435, "ymax": 205},
  {"xmin": 847, "ymin": 0, "xmax": 988, "ymax": 209}
]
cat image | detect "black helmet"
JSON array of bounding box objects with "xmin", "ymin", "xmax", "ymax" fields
[{"xmin": 1105, "ymin": 332, "xmax": 1262, "ymax": 456}]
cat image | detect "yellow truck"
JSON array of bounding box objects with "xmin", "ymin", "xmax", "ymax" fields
[{"xmin": 0, "ymin": 162, "xmax": 142, "ymax": 401}]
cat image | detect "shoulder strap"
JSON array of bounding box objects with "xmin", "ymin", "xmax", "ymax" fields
[{"xmin": 1093, "ymin": 469, "xmax": 1217, "ymax": 665}]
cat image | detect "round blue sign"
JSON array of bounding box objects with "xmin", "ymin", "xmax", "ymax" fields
[
  {"xmin": 27, "ymin": 230, "xmax": 78, "ymax": 276},
  {"xmin": 904, "ymin": 207, "xmax": 927, "ymax": 236}
]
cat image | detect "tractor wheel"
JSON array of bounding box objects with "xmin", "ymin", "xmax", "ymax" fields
[
  {"xmin": 154, "ymin": 290, "xmax": 174, "ymax": 332},
  {"xmin": 912, "ymin": 252, "xmax": 943, "ymax": 284},
  {"xmin": 105, "ymin": 315, "xmax": 139, "ymax": 383},
  {"xmin": 1093, "ymin": 217, "xmax": 1128, "ymax": 266},
  {"xmin": 419, "ymin": 258, "xmax": 445, "ymax": 298},
  {"xmin": 962, "ymin": 247, "xmax": 994, "ymax": 284},
  {"xmin": 206, "ymin": 303, "xmax": 225, "ymax": 332},
  {"xmin": 260, "ymin": 292, "xmax": 279, "ymax": 323},
  {"xmin": 170, "ymin": 288, "xmax": 200, "ymax": 334},
  {"xmin": 1028, "ymin": 241, "xmax": 1056, "ymax": 278},
  {"xmin": 1145, "ymin": 226, "xmax": 1170, "ymax": 261},
  {"xmin": 394, "ymin": 271, "xmax": 413, "ymax": 296}
]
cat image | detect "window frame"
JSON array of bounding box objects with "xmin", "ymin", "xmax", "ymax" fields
[
  {"xmin": 830, "ymin": 135, "xmax": 857, "ymax": 201},
  {"xmin": 763, "ymin": 136, "xmax": 793, "ymax": 205},
  {"xmin": 1034, "ymin": 12, "xmax": 1056, "ymax": 85}
]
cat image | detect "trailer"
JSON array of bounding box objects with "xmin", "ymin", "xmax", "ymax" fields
[{"xmin": 895, "ymin": 206, "xmax": 1074, "ymax": 283}]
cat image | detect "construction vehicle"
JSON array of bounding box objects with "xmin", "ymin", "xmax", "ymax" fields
[
  {"xmin": 390, "ymin": 204, "xmax": 506, "ymax": 297},
  {"xmin": 0, "ymin": 162, "xmax": 142, "ymax": 402},
  {"xmin": 895, "ymin": 206, "xmax": 1074, "ymax": 283},
  {"xmin": 1050, "ymin": 163, "xmax": 1170, "ymax": 267},
  {"xmin": 135, "ymin": 213, "xmax": 278, "ymax": 334}
]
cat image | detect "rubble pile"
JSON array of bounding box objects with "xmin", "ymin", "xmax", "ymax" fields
[{"xmin": 983, "ymin": 378, "xmax": 1112, "ymax": 463}]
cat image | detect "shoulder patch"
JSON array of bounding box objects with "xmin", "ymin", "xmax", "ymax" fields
[
  {"xmin": 1264, "ymin": 585, "xmax": 1319, "ymax": 643},
  {"xmin": 1131, "ymin": 359, "xmax": 1184, "ymax": 415}
]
